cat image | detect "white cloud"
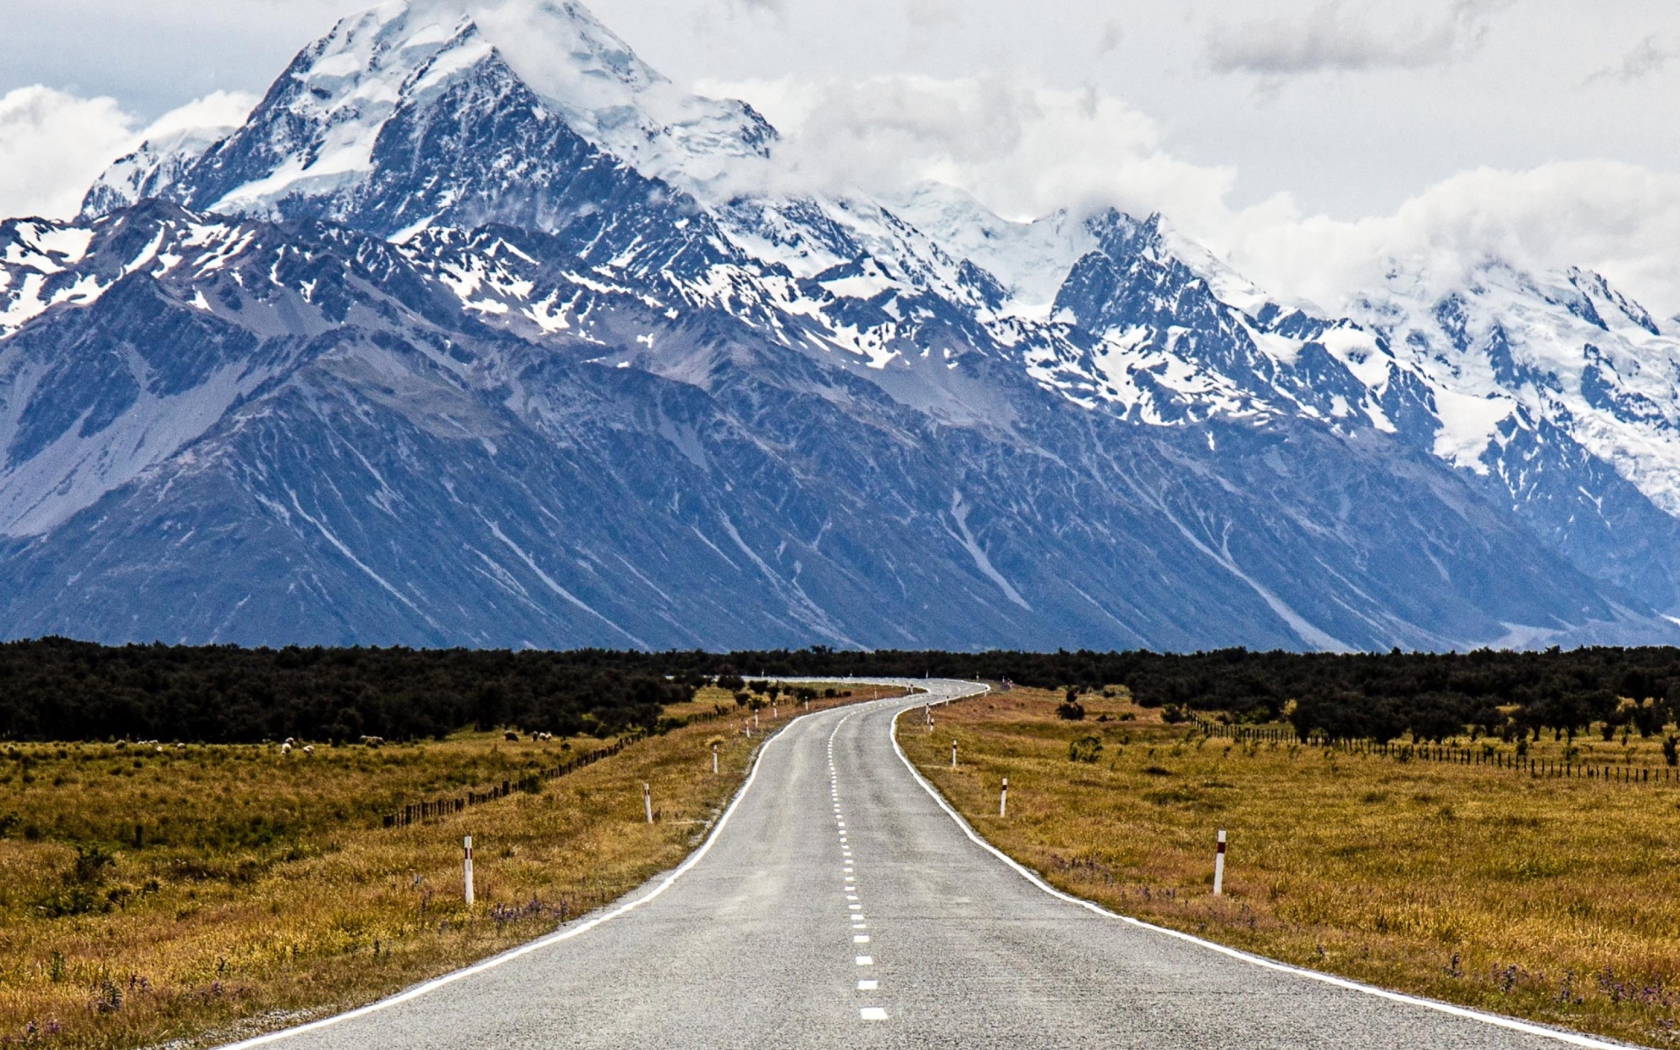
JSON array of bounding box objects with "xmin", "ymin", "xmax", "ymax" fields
[
  {"xmin": 701, "ymin": 75, "xmax": 1236, "ymax": 223},
  {"xmin": 0, "ymin": 88, "xmax": 255, "ymax": 222},
  {"xmin": 0, "ymin": 87, "xmax": 135, "ymax": 220},
  {"xmin": 1583, "ymin": 35, "xmax": 1674, "ymax": 86},
  {"xmin": 1205, "ymin": 0, "xmax": 1505, "ymax": 77},
  {"xmin": 140, "ymin": 90, "xmax": 256, "ymax": 140},
  {"xmin": 1213, "ymin": 162, "xmax": 1680, "ymax": 319},
  {"xmin": 709, "ymin": 73, "xmax": 1680, "ymax": 319}
]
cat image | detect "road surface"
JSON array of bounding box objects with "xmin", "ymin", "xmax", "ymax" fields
[{"xmin": 228, "ymin": 680, "xmax": 1628, "ymax": 1050}]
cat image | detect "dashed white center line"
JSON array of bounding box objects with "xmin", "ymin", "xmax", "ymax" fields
[{"xmin": 831, "ymin": 710, "xmax": 889, "ymax": 1025}]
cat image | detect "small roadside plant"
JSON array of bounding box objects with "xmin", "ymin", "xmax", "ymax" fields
[
  {"xmin": 1057, "ymin": 700, "xmax": 1086, "ymax": 721},
  {"xmin": 1068, "ymin": 735, "xmax": 1103, "ymax": 763}
]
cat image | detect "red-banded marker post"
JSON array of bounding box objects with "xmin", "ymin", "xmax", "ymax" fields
[
  {"xmin": 999, "ymin": 776, "xmax": 1009, "ymax": 817},
  {"xmin": 1213, "ymin": 829, "xmax": 1227, "ymax": 895},
  {"xmin": 712, "ymin": 741, "xmax": 720, "ymax": 774},
  {"xmin": 951, "ymin": 739, "xmax": 958, "ymax": 769},
  {"xmin": 463, "ymin": 836, "xmax": 475, "ymax": 907}
]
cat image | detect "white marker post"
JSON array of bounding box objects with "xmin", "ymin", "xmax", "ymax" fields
[
  {"xmin": 925, "ymin": 704, "xmax": 932, "ymax": 733},
  {"xmin": 1213, "ymin": 829, "xmax": 1227, "ymax": 896},
  {"xmin": 1000, "ymin": 777, "xmax": 1008, "ymax": 817},
  {"xmin": 463, "ymin": 836, "xmax": 475, "ymax": 907},
  {"xmin": 643, "ymin": 783, "xmax": 654, "ymax": 824},
  {"xmin": 951, "ymin": 739, "xmax": 958, "ymax": 769},
  {"xmin": 712, "ymin": 741, "xmax": 720, "ymax": 774},
  {"xmin": 772, "ymin": 704, "xmax": 778, "ymax": 720}
]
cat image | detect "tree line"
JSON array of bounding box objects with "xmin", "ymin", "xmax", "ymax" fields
[
  {"xmin": 0, "ymin": 639, "xmax": 698, "ymax": 743},
  {"xmin": 5, "ymin": 640, "xmax": 1680, "ymax": 744},
  {"xmin": 644, "ymin": 646, "xmax": 1680, "ymax": 742}
]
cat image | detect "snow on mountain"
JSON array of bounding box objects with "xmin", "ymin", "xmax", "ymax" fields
[
  {"xmin": 173, "ymin": 3, "xmax": 497, "ymax": 222},
  {"xmin": 79, "ymin": 126, "xmax": 231, "ymax": 222},
  {"xmin": 1349, "ymin": 261, "xmax": 1680, "ymax": 512},
  {"xmin": 11, "ymin": 0, "xmax": 1680, "ymax": 649},
  {"xmin": 0, "ymin": 220, "xmax": 100, "ymax": 335},
  {"xmin": 75, "ymin": 93, "xmax": 259, "ymax": 223},
  {"xmin": 882, "ymin": 182, "xmax": 1094, "ymax": 317},
  {"xmin": 468, "ymin": 0, "xmax": 774, "ymax": 194},
  {"xmin": 99, "ymin": 0, "xmax": 770, "ymax": 236}
]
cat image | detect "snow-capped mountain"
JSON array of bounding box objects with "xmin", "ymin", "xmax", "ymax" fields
[{"xmin": 3, "ymin": 0, "xmax": 1679, "ymax": 651}]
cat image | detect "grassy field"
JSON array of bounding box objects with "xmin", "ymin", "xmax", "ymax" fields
[
  {"xmin": 0, "ymin": 684, "xmax": 890, "ymax": 1050},
  {"xmin": 902, "ymin": 686, "xmax": 1680, "ymax": 1048}
]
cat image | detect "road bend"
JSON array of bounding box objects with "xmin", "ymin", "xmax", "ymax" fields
[{"xmin": 227, "ymin": 680, "xmax": 1622, "ymax": 1050}]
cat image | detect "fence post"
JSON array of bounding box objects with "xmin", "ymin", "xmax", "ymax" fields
[
  {"xmin": 1213, "ymin": 830, "xmax": 1227, "ymax": 896},
  {"xmin": 463, "ymin": 836, "xmax": 475, "ymax": 907}
]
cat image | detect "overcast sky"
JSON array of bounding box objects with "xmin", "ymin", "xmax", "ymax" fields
[{"xmin": 3, "ymin": 0, "xmax": 1678, "ymax": 314}]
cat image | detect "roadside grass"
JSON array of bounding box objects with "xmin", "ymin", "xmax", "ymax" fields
[
  {"xmin": 903, "ymin": 687, "xmax": 1680, "ymax": 1048},
  {"xmin": 0, "ymin": 684, "xmax": 885, "ymax": 1050}
]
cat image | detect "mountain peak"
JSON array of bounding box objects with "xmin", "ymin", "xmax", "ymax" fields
[
  {"xmin": 170, "ymin": 3, "xmax": 495, "ymax": 220},
  {"xmin": 470, "ymin": 0, "xmax": 775, "ymax": 192},
  {"xmin": 82, "ymin": 0, "xmax": 774, "ymax": 229}
]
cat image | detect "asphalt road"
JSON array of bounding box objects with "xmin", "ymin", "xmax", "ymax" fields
[{"xmin": 229, "ymin": 680, "xmax": 1629, "ymax": 1050}]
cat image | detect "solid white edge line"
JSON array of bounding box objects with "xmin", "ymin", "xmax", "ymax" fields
[
  {"xmin": 217, "ymin": 703, "xmax": 819, "ymax": 1050},
  {"xmin": 889, "ymin": 684, "xmax": 1631, "ymax": 1050}
]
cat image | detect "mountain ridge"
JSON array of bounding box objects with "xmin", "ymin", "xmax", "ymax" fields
[{"xmin": 4, "ymin": 0, "xmax": 1679, "ymax": 652}]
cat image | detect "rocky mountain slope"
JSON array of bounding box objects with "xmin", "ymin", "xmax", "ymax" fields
[{"xmin": 2, "ymin": 0, "xmax": 1677, "ymax": 651}]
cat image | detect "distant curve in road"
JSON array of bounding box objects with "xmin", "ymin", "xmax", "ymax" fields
[{"xmin": 225, "ymin": 680, "xmax": 1626, "ymax": 1050}]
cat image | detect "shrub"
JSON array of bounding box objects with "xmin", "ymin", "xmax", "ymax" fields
[
  {"xmin": 1664, "ymin": 736, "xmax": 1679, "ymax": 767},
  {"xmin": 71, "ymin": 845, "xmax": 114, "ymax": 886},
  {"xmin": 1068, "ymin": 735, "xmax": 1103, "ymax": 763},
  {"xmin": 1057, "ymin": 701, "xmax": 1086, "ymax": 721}
]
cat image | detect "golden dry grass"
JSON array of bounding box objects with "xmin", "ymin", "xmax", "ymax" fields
[
  {"xmin": 0, "ymin": 685, "xmax": 884, "ymax": 1050},
  {"xmin": 903, "ymin": 687, "xmax": 1680, "ymax": 1048}
]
